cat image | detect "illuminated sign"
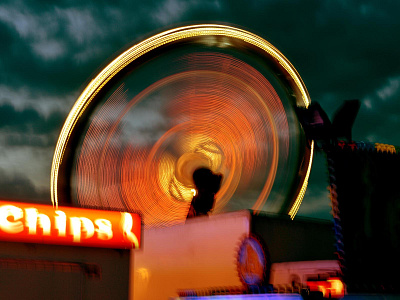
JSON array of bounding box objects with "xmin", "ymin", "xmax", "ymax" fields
[
  {"xmin": 307, "ymin": 277, "xmax": 344, "ymax": 298},
  {"xmin": 0, "ymin": 200, "xmax": 141, "ymax": 249}
]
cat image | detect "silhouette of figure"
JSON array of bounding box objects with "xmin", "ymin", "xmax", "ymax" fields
[{"xmin": 187, "ymin": 167, "xmax": 223, "ymax": 218}]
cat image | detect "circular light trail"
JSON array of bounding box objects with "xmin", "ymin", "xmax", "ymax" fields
[{"xmin": 51, "ymin": 24, "xmax": 313, "ymax": 227}]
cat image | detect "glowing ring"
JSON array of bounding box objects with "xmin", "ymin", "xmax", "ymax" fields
[{"xmin": 51, "ymin": 24, "xmax": 313, "ymax": 219}]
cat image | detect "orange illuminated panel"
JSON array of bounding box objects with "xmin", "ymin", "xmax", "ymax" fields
[
  {"xmin": 0, "ymin": 200, "xmax": 141, "ymax": 249},
  {"xmin": 307, "ymin": 277, "xmax": 344, "ymax": 299}
]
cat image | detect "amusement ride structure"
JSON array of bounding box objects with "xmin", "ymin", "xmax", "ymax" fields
[{"xmin": 51, "ymin": 25, "xmax": 314, "ymax": 227}]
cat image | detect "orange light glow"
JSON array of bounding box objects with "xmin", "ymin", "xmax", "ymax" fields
[
  {"xmin": 75, "ymin": 57, "xmax": 283, "ymax": 227},
  {"xmin": 327, "ymin": 278, "xmax": 345, "ymax": 298},
  {"xmin": 307, "ymin": 277, "xmax": 345, "ymax": 298},
  {"xmin": 0, "ymin": 200, "xmax": 141, "ymax": 249}
]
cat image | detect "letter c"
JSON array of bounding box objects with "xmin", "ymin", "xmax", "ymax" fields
[{"xmin": 0, "ymin": 205, "xmax": 24, "ymax": 234}]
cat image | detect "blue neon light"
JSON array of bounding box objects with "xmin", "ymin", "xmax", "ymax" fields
[{"xmin": 176, "ymin": 294, "xmax": 303, "ymax": 300}]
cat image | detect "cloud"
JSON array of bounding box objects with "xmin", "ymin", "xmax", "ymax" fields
[
  {"xmin": 362, "ymin": 98, "xmax": 373, "ymax": 110},
  {"xmin": 0, "ymin": 1, "xmax": 155, "ymax": 94},
  {"xmin": 0, "ymin": 3, "xmax": 64, "ymax": 60},
  {"xmin": 297, "ymin": 194, "xmax": 332, "ymax": 220},
  {"xmin": 0, "ymin": 166, "xmax": 50, "ymax": 203},
  {"xmin": 58, "ymin": 8, "xmax": 102, "ymax": 44},
  {"xmin": 153, "ymin": 0, "xmax": 221, "ymax": 25},
  {"xmin": 0, "ymin": 103, "xmax": 60, "ymax": 204},
  {"xmin": 0, "ymin": 2, "xmax": 107, "ymax": 64},
  {"xmin": 32, "ymin": 40, "xmax": 66, "ymax": 60},
  {"xmin": 0, "ymin": 85, "xmax": 75, "ymax": 117},
  {"xmin": 353, "ymin": 75, "xmax": 400, "ymax": 145},
  {"xmin": 0, "ymin": 166, "xmax": 40, "ymax": 199},
  {"xmin": 298, "ymin": 180, "xmax": 332, "ymax": 220},
  {"xmin": 0, "ymin": 4, "xmax": 45, "ymax": 39},
  {"xmin": 377, "ymin": 77, "xmax": 400, "ymax": 101},
  {"xmin": 0, "ymin": 141, "xmax": 53, "ymax": 189},
  {"xmin": 0, "ymin": 105, "xmax": 65, "ymax": 155},
  {"xmin": 153, "ymin": 0, "xmax": 190, "ymax": 25}
]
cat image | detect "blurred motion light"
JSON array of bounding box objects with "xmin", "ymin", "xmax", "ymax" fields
[{"xmin": 51, "ymin": 25, "xmax": 313, "ymax": 227}]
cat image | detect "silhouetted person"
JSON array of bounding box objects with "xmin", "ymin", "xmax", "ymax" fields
[{"xmin": 187, "ymin": 167, "xmax": 223, "ymax": 218}]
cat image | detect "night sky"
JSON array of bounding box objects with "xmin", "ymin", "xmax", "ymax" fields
[{"xmin": 1, "ymin": 0, "xmax": 399, "ymax": 220}]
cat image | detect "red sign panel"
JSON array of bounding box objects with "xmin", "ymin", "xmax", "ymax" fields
[{"xmin": 0, "ymin": 200, "xmax": 141, "ymax": 249}]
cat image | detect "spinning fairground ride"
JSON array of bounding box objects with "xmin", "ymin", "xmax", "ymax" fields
[{"xmin": 51, "ymin": 25, "xmax": 313, "ymax": 228}]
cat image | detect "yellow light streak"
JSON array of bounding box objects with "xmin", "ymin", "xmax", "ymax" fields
[{"xmin": 288, "ymin": 140, "xmax": 314, "ymax": 219}]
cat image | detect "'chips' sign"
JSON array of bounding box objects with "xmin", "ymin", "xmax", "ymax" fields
[{"xmin": 0, "ymin": 200, "xmax": 141, "ymax": 249}]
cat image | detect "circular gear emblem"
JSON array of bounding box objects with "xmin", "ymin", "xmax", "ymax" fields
[{"xmin": 237, "ymin": 235, "xmax": 268, "ymax": 287}]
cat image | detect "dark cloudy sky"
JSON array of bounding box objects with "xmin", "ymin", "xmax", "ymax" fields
[{"xmin": 1, "ymin": 0, "xmax": 399, "ymax": 219}]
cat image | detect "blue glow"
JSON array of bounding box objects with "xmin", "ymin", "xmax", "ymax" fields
[{"xmin": 176, "ymin": 295, "xmax": 303, "ymax": 300}]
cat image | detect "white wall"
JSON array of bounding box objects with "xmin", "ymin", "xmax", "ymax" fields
[{"xmin": 130, "ymin": 211, "xmax": 251, "ymax": 300}]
